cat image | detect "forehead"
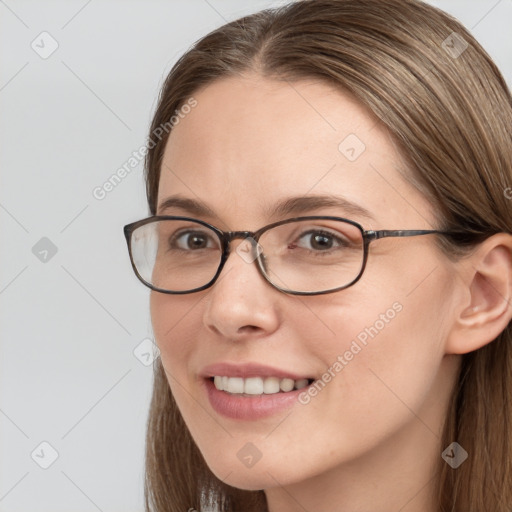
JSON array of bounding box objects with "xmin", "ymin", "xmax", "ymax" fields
[{"xmin": 157, "ymin": 74, "xmax": 433, "ymax": 230}]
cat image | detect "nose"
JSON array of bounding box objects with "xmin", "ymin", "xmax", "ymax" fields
[{"xmin": 202, "ymin": 236, "xmax": 280, "ymax": 341}]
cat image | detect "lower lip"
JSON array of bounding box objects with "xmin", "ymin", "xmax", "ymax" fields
[{"xmin": 203, "ymin": 378, "xmax": 307, "ymax": 420}]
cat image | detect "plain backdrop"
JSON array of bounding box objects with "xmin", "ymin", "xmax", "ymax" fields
[{"xmin": 1, "ymin": 1, "xmax": 511, "ymax": 511}]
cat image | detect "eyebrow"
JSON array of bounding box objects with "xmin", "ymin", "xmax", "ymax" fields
[{"xmin": 157, "ymin": 194, "xmax": 375, "ymax": 222}]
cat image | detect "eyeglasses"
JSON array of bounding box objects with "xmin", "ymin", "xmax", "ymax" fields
[{"xmin": 123, "ymin": 215, "xmax": 460, "ymax": 296}]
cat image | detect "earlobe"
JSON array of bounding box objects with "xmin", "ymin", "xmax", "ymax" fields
[{"xmin": 446, "ymin": 233, "xmax": 512, "ymax": 355}]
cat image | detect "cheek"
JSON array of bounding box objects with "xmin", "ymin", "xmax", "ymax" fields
[
  {"xmin": 321, "ymin": 274, "xmax": 450, "ymax": 425},
  {"xmin": 150, "ymin": 292, "xmax": 198, "ymax": 375},
  {"xmin": 308, "ymin": 259, "xmax": 450, "ymax": 417}
]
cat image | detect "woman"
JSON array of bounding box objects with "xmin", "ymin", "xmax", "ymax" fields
[{"xmin": 123, "ymin": 0, "xmax": 512, "ymax": 510}]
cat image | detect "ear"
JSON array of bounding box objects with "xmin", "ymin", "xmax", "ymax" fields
[{"xmin": 446, "ymin": 233, "xmax": 512, "ymax": 355}]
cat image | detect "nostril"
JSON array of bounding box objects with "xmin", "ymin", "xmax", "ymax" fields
[{"xmin": 237, "ymin": 325, "xmax": 260, "ymax": 334}]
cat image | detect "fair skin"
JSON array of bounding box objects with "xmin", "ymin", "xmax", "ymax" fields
[{"xmin": 150, "ymin": 74, "xmax": 512, "ymax": 512}]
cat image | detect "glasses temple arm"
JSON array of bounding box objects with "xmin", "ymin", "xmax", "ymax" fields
[{"xmin": 364, "ymin": 229, "xmax": 446, "ymax": 241}]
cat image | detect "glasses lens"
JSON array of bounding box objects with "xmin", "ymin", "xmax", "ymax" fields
[
  {"xmin": 130, "ymin": 219, "xmax": 222, "ymax": 292},
  {"xmin": 258, "ymin": 218, "xmax": 364, "ymax": 293}
]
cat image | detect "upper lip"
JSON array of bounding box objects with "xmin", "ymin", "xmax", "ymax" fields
[{"xmin": 201, "ymin": 362, "xmax": 313, "ymax": 380}]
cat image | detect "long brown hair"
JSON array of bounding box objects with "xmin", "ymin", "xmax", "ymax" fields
[{"xmin": 142, "ymin": 1, "xmax": 512, "ymax": 510}]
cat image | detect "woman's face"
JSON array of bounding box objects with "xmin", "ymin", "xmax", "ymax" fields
[{"xmin": 150, "ymin": 75, "xmax": 461, "ymax": 491}]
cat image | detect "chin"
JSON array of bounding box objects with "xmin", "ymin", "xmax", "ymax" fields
[
  {"xmin": 206, "ymin": 462, "xmax": 283, "ymax": 491},
  {"xmin": 198, "ymin": 446, "xmax": 314, "ymax": 491}
]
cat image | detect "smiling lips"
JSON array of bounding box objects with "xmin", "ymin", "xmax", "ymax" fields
[
  {"xmin": 201, "ymin": 362, "xmax": 316, "ymax": 419},
  {"xmin": 213, "ymin": 375, "xmax": 312, "ymax": 395}
]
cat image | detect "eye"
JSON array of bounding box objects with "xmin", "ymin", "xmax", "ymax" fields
[
  {"xmin": 170, "ymin": 230, "xmax": 218, "ymax": 251},
  {"xmin": 292, "ymin": 229, "xmax": 350, "ymax": 252}
]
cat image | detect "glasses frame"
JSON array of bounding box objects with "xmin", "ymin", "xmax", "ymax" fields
[{"xmin": 124, "ymin": 215, "xmax": 457, "ymax": 296}]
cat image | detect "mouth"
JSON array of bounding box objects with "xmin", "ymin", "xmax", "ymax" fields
[
  {"xmin": 200, "ymin": 362, "xmax": 317, "ymax": 419},
  {"xmin": 209, "ymin": 375, "xmax": 315, "ymax": 396}
]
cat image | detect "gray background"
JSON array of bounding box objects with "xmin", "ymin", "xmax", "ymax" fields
[{"xmin": 1, "ymin": 1, "xmax": 511, "ymax": 511}]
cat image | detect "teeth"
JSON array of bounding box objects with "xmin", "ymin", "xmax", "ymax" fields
[
  {"xmin": 245, "ymin": 377, "xmax": 263, "ymax": 395},
  {"xmin": 212, "ymin": 376, "xmax": 312, "ymax": 395},
  {"xmin": 229, "ymin": 377, "xmax": 244, "ymax": 394},
  {"xmin": 294, "ymin": 378, "xmax": 309, "ymax": 389},
  {"xmin": 280, "ymin": 378, "xmax": 294, "ymax": 392},
  {"xmin": 263, "ymin": 377, "xmax": 280, "ymax": 394}
]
